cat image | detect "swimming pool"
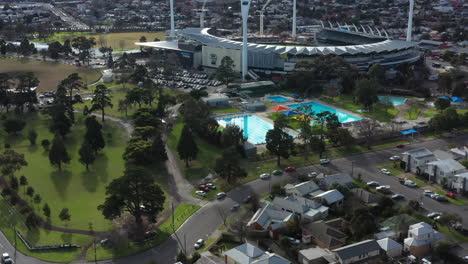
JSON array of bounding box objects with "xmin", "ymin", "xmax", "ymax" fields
[
  {"xmin": 267, "ymin": 95, "xmax": 290, "ymax": 103},
  {"xmin": 217, "ymin": 115, "xmax": 292, "ymax": 144},
  {"xmin": 288, "ymin": 102, "xmax": 361, "ymax": 123},
  {"xmin": 378, "ymin": 96, "xmax": 407, "ymax": 106}
]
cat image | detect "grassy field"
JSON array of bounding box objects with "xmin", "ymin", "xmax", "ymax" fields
[
  {"xmin": 0, "ymin": 199, "xmax": 93, "ymax": 262},
  {"xmin": 0, "ymin": 58, "xmax": 101, "ymax": 92},
  {"xmin": 404, "ymin": 106, "xmax": 422, "ymax": 120},
  {"xmin": 86, "ymin": 203, "xmax": 200, "ymax": 261},
  {"xmin": 0, "ymin": 113, "xmax": 129, "ymax": 231},
  {"xmin": 33, "ymin": 32, "xmax": 165, "ymax": 50}
]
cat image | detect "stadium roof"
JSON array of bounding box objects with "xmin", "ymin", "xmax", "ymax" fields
[{"xmin": 173, "ymin": 28, "xmax": 420, "ymax": 56}]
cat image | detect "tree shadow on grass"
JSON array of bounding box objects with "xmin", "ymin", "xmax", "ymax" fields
[
  {"xmin": 5, "ymin": 134, "xmax": 25, "ymax": 147},
  {"xmin": 50, "ymin": 170, "xmax": 72, "ymax": 199},
  {"xmin": 25, "ymin": 228, "xmax": 40, "ymax": 247},
  {"xmin": 94, "ymin": 154, "xmax": 109, "ymax": 183},
  {"xmin": 27, "ymin": 145, "xmax": 38, "ymax": 153},
  {"xmin": 81, "ymin": 170, "xmax": 98, "ymax": 193},
  {"xmin": 61, "ymin": 232, "xmax": 72, "ymax": 244}
]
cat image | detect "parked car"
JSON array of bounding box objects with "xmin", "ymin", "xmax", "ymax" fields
[
  {"xmin": 320, "ymin": 159, "xmax": 330, "ymax": 164},
  {"xmin": 272, "ymin": 170, "xmax": 284, "ymax": 175},
  {"xmin": 243, "ymin": 195, "xmax": 252, "ymax": 203},
  {"xmin": 445, "ymin": 192, "xmax": 456, "ymax": 199},
  {"xmin": 206, "ymin": 183, "xmax": 217, "ymax": 190},
  {"xmin": 389, "ymin": 156, "xmax": 400, "ymax": 161},
  {"xmin": 391, "ymin": 194, "xmax": 405, "ymax": 200},
  {"xmin": 260, "ymin": 173, "xmax": 271, "ymax": 180},
  {"xmin": 194, "ymin": 238, "xmax": 204, "ymax": 249},
  {"xmin": 396, "ymin": 144, "xmax": 405, "ymax": 148},
  {"xmin": 198, "ymin": 185, "xmax": 209, "ymax": 192},
  {"xmin": 287, "ymin": 237, "xmax": 301, "ymax": 245},
  {"xmin": 381, "ymin": 168, "xmax": 391, "ymax": 175},
  {"xmin": 231, "ymin": 204, "xmax": 240, "ymax": 211},
  {"xmin": 216, "ymin": 192, "xmax": 226, "ymax": 199},
  {"xmin": 366, "ymin": 181, "xmax": 380, "ymax": 187},
  {"xmin": 434, "ymin": 196, "xmax": 448, "ymax": 202},
  {"xmin": 427, "ymin": 212, "xmax": 442, "ymax": 219},
  {"xmin": 376, "ymin": 185, "xmax": 391, "ymax": 194},
  {"xmin": 284, "ymin": 167, "xmax": 296, "ymax": 172},
  {"xmin": 404, "ymin": 180, "xmax": 417, "ymax": 188},
  {"xmin": 1, "ymin": 253, "xmax": 12, "ymax": 264},
  {"xmin": 195, "ymin": 190, "xmax": 206, "ymax": 197},
  {"xmin": 308, "ymin": 172, "xmax": 318, "ymax": 178},
  {"xmin": 423, "ymin": 190, "xmax": 435, "ymax": 197},
  {"xmin": 144, "ymin": 231, "xmax": 157, "ymax": 240}
]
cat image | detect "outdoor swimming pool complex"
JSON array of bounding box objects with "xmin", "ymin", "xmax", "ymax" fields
[
  {"xmin": 267, "ymin": 95, "xmax": 290, "ymax": 103},
  {"xmin": 378, "ymin": 96, "xmax": 407, "ymax": 106},
  {"xmin": 217, "ymin": 115, "xmax": 294, "ymax": 144},
  {"xmin": 288, "ymin": 102, "xmax": 361, "ymax": 123}
]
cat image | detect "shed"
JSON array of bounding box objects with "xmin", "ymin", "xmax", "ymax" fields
[
  {"xmin": 243, "ymin": 101, "xmax": 266, "ymax": 111},
  {"xmin": 202, "ymin": 93, "xmax": 229, "ymax": 107}
]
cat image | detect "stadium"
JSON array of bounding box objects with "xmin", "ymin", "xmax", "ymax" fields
[{"xmin": 137, "ymin": 0, "xmax": 420, "ymax": 76}]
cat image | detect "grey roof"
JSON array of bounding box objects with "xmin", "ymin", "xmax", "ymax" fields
[
  {"xmin": 332, "ymin": 239, "xmax": 380, "ymax": 260},
  {"xmin": 173, "ymin": 28, "xmax": 419, "ymax": 56},
  {"xmin": 314, "ymin": 189, "xmax": 344, "ymax": 204},
  {"xmin": 224, "ymin": 243, "xmax": 265, "ymax": 264},
  {"xmin": 247, "ymin": 203, "xmax": 293, "ymax": 230},
  {"xmin": 403, "ymin": 148, "xmax": 435, "ymax": 159},
  {"xmin": 302, "ymin": 219, "xmax": 348, "ymax": 248},
  {"xmin": 299, "ymin": 247, "xmax": 333, "ymax": 261},
  {"xmin": 351, "ymin": 188, "xmax": 380, "ymax": 204},
  {"xmin": 272, "ymin": 195, "xmax": 323, "ymax": 213},
  {"xmin": 194, "ymin": 255, "xmax": 224, "ymax": 264},
  {"xmin": 377, "ymin": 238, "xmax": 402, "ymax": 251},
  {"xmin": 252, "ymin": 253, "xmax": 291, "ymax": 264},
  {"xmin": 320, "ymin": 173, "xmax": 354, "ymax": 189},
  {"xmin": 286, "ymin": 181, "xmax": 320, "ymax": 196},
  {"xmin": 428, "ymin": 159, "xmax": 466, "ymax": 172}
]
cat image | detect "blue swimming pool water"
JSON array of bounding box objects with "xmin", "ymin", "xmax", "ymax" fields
[
  {"xmin": 288, "ymin": 102, "xmax": 361, "ymax": 123},
  {"xmin": 217, "ymin": 115, "xmax": 293, "ymax": 144},
  {"xmin": 378, "ymin": 96, "xmax": 407, "ymax": 106},
  {"xmin": 267, "ymin": 95, "xmax": 290, "ymax": 103}
]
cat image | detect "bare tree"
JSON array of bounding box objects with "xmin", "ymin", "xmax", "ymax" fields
[
  {"xmin": 356, "ymin": 119, "xmax": 382, "ymax": 149},
  {"xmin": 229, "ymin": 210, "xmax": 249, "ymax": 243},
  {"xmin": 216, "ymin": 205, "xmax": 229, "ymax": 227}
]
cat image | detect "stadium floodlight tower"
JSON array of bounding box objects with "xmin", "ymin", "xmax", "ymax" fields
[
  {"xmin": 170, "ymin": 0, "xmax": 175, "ymax": 37},
  {"xmin": 406, "ymin": 0, "xmax": 414, "ymax": 41},
  {"xmin": 241, "ymin": 0, "xmax": 251, "ymax": 81},
  {"xmin": 292, "ymin": 0, "xmax": 297, "ymax": 38}
]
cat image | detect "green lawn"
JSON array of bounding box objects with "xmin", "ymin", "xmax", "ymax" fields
[
  {"xmin": 404, "ymin": 106, "xmax": 422, "ymax": 120},
  {"xmin": 0, "ymin": 199, "xmax": 92, "ymax": 263},
  {"xmin": 321, "ymin": 95, "xmax": 399, "ymax": 122},
  {"xmin": 0, "ymin": 113, "xmax": 128, "ymax": 231},
  {"xmin": 212, "ymin": 108, "xmax": 241, "ymax": 114},
  {"xmin": 424, "ymin": 107, "xmax": 468, "ymax": 118},
  {"xmin": 378, "ymin": 161, "xmax": 404, "ymax": 176},
  {"xmin": 406, "ymin": 176, "xmax": 427, "ymax": 187},
  {"xmin": 434, "ymin": 190, "xmax": 468, "ymax": 206},
  {"xmin": 268, "ymin": 112, "xmax": 302, "ymax": 130},
  {"xmin": 86, "ymin": 203, "xmax": 201, "ymax": 261},
  {"xmin": 438, "ymin": 224, "xmax": 468, "ymax": 243},
  {"xmin": 167, "ymin": 118, "xmax": 223, "ymax": 181}
]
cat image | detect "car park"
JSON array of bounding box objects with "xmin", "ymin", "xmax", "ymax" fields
[
  {"xmin": 284, "ymin": 167, "xmax": 296, "ymax": 172},
  {"xmin": 389, "ymin": 156, "xmax": 400, "ymax": 161},
  {"xmin": 260, "ymin": 173, "xmax": 271, "ymax": 180},
  {"xmin": 381, "ymin": 168, "xmax": 391, "ymax": 175},
  {"xmin": 427, "ymin": 212, "xmax": 442, "ymax": 219},
  {"xmin": 366, "ymin": 181, "xmax": 380, "ymax": 187},
  {"xmin": 216, "ymin": 192, "xmax": 226, "ymax": 199},
  {"xmin": 391, "ymin": 194, "xmax": 405, "ymax": 200},
  {"xmin": 194, "ymin": 238, "xmax": 204, "ymax": 249},
  {"xmin": 195, "ymin": 190, "xmax": 206, "ymax": 197},
  {"xmin": 272, "ymin": 170, "xmax": 284, "ymax": 175}
]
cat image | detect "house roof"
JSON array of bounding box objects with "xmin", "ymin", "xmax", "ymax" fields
[
  {"xmin": 320, "ymin": 173, "xmax": 354, "ymax": 189},
  {"xmin": 224, "ymin": 243, "xmax": 265, "ymax": 263},
  {"xmin": 285, "ymin": 181, "xmax": 320, "ymax": 196},
  {"xmin": 299, "ymin": 247, "xmax": 333, "ymax": 261},
  {"xmin": 272, "ymin": 195, "xmax": 323, "ymax": 214},
  {"xmin": 252, "ymin": 253, "xmax": 291, "ymax": 264},
  {"xmin": 377, "ymin": 238, "xmax": 402, "ymax": 251},
  {"xmin": 351, "ymin": 188, "xmax": 380, "ymax": 204},
  {"xmin": 332, "ymin": 239, "xmax": 380, "ymax": 260},
  {"xmin": 247, "ymin": 203, "xmax": 293, "ymax": 230},
  {"xmin": 403, "ymin": 148, "xmax": 435, "ymax": 159},
  {"xmin": 428, "ymin": 159, "xmax": 466, "ymax": 173},
  {"xmin": 381, "ymin": 214, "xmax": 419, "ymax": 231},
  {"xmin": 314, "ymin": 189, "xmax": 344, "ymax": 205},
  {"xmin": 409, "ymin": 222, "xmax": 434, "ymax": 236},
  {"xmin": 302, "ymin": 219, "xmax": 348, "ymax": 248},
  {"xmin": 194, "ymin": 255, "xmax": 224, "ymax": 264},
  {"xmin": 455, "ymin": 171, "xmax": 468, "ymax": 179}
]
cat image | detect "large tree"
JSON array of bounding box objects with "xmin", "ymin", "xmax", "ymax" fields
[
  {"xmin": 48, "ymin": 134, "xmax": 71, "ymax": 171},
  {"xmin": 368, "ymin": 64, "xmax": 385, "ymax": 84},
  {"xmin": 84, "ymin": 116, "xmax": 105, "ymax": 153},
  {"xmin": 15, "ymin": 72, "xmax": 39, "ymax": 112},
  {"xmin": 177, "ymin": 125, "xmax": 198, "ymax": 167},
  {"xmin": 3, "ymin": 118, "xmax": 26, "ymax": 135},
  {"xmin": 214, "ymin": 147, "xmax": 247, "ymax": 184},
  {"xmin": 79, "ymin": 140, "xmax": 96, "ymax": 171},
  {"xmin": 0, "ymin": 149, "xmax": 27, "ymax": 177},
  {"xmin": 98, "ymin": 166, "xmax": 165, "ymax": 237},
  {"xmin": 91, "ymin": 84, "xmax": 113, "ymax": 122},
  {"xmin": 355, "ymin": 78, "xmax": 379, "ymax": 109},
  {"xmin": 60, "ymin": 73, "xmax": 83, "ymax": 121},
  {"xmin": 265, "ymin": 115, "xmax": 294, "ymax": 166},
  {"xmin": 49, "ymin": 85, "xmax": 73, "ymax": 136},
  {"xmin": 216, "ymin": 56, "xmax": 236, "ymax": 85},
  {"xmin": 71, "ymin": 36, "xmax": 96, "ymax": 65},
  {"xmin": 220, "ymin": 124, "xmax": 245, "ymax": 148}
]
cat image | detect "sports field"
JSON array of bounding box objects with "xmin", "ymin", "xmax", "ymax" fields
[
  {"xmin": 0, "ymin": 58, "xmax": 101, "ymax": 91},
  {"xmin": 33, "ymin": 32, "xmax": 165, "ymax": 50}
]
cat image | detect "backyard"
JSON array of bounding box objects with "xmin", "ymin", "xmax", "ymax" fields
[{"xmin": 0, "ymin": 58, "xmax": 102, "ymax": 91}]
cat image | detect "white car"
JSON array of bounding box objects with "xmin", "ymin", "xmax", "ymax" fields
[
  {"xmin": 195, "ymin": 190, "xmax": 206, "ymax": 197},
  {"xmin": 308, "ymin": 172, "xmax": 318, "ymax": 178},
  {"xmin": 427, "ymin": 212, "xmax": 442, "ymax": 219},
  {"xmin": 391, "ymin": 194, "xmax": 405, "ymax": 200},
  {"xmin": 389, "ymin": 156, "xmax": 400, "ymax": 161},
  {"xmin": 404, "ymin": 180, "xmax": 417, "ymax": 188},
  {"xmin": 206, "ymin": 183, "xmax": 216, "ymax": 190},
  {"xmin": 259, "ymin": 173, "xmax": 271, "ymax": 180},
  {"xmin": 380, "ymin": 168, "xmax": 391, "ymax": 175},
  {"xmin": 216, "ymin": 192, "xmax": 226, "ymax": 199},
  {"xmin": 319, "ymin": 159, "xmax": 330, "ymax": 164},
  {"xmin": 366, "ymin": 181, "xmax": 380, "ymax": 187},
  {"xmin": 288, "ymin": 237, "xmax": 301, "ymax": 245},
  {"xmin": 423, "ymin": 190, "xmax": 434, "ymax": 197},
  {"xmin": 1, "ymin": 253, "xmax": 12, "ymax": 264},
  {"xmin": 376, "ymin": 186, "xmax": 391, "ymax": 193},
  {"xmin": 194, "ymin": 238, "xmax": 204, "ymax": 249}
]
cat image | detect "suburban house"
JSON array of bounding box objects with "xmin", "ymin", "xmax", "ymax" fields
[
  {"xmin": 298, "ymin": 247, "xmax": 335, "ymax": 264},
  {"xmin": 402, "ymin": 148, "xmax": 437, "ymax": 174},
  {"xmin": 450, "ymin": 145, "xmax": 468, "ymax": 158},
  {"xmin": 377, "ymin": 238, "xmax": 403, "ymax": 258},
  {"xmin": 451, "ymin": 171, "xmax": 468, "ymax": 192},
  {"xmin": 318, "ymin": 173, "xmax": 354, "ymax": 190},
  {"xmin": 424, "ymin": 159, "xmax": 466, "ymax": 184},
  {"xmin": 331, "ymin": 239, "xmax": 381, "ymax": 264},
  {"xmin": 313, "ymin": 189, "xmax": 344, "ymax": 207},
  {"xmin": 351, "ymin": 188, "xmax": 380, "ymax": 204},
  {"xmin": 285, "ymin": 181, "xmax": 321, "ymax": 198},
  {"xmin": 272, "ymin": 195, "xmax": 329, "ymax": 222},
  {"xmin": 223, "ymin": 243, "xmax": 291, "ymax": 264},
  {"xmin": 404, "ymin": 222, "xmax": 445, "ymax": 257},
  {"xmin": 302, "ymin": 218, "xmax": 348, "ymax": 249},
  {"xmin": 247, "ymin": 203, "xmax": 294, "ymax": 239}
]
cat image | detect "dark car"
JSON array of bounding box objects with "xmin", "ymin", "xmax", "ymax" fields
[
  {"xmin": 396, "ymin": 144, "xmax": 405, "ymax": 148},
  {"xmin": 435, "ymin": 196, "xmax": 448, "ymax": 202},
  {"xmin": 243, "ymin": 195, "xmax": 252, "ymax": 203}
]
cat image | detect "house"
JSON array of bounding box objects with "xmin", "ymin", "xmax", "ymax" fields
[
  {"xmin": 285, "ymin": 181, "xmax": 321, "ymax": 198},
  {"xmin": 402, "ymin": 148, "xmax": 437, "ymax": 174},
  {"xmin": 330, "ymin": 239, "xmax": 381, "ymax": 264},
  {"xmin": 298, "ymin": 247, "xmax": 334, "ymax": 264},
  {"xmin": 318, "ymin": 173, "xmax": 354, "ymax": 190},
  {"xmin": 377, "ymin": 238, "xmax": 403, "ymax": 258},
  {"xmin": 223, "ymin": 243, "xmax": 291, "ymax": 264},
  {"xmin": 302, "ymin": 218, "xmax": 348, "ymax": 249},
  {"xmin": 451, "ymin": 171, "xmax": 468, "ymax": 193},
  {"xmin": 374, "ymin": 228, "xmax": 398, "ymax": 240},
  {"xmin": 425, "ymin": 159, "xmax": 466, "ymax": 184},
  {"xmin": 313, "ymin": 190, "xmax": 344, "ymax": 207},
  {"xmin": 351, "ymin": 188, "xmax": 380, "ymax": 204},
  {"xmin": 194, "ymin": 255, "xmax": 224, "ymax": 264},
  {"xmin": 272, "ymin": 195, "xmax": 329, "ymax": 222},
  {"xmin": 404, "ymin": 222, "xmax": 445, "ymax": 257},
  {"xmin": 247, "ymin": 203, "xmax": 294, "ymax": 239}
]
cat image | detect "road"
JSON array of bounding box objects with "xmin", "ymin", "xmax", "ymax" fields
[{"xmin": 1, "ymin": 135, "xmax": 467, "ymax": 263}]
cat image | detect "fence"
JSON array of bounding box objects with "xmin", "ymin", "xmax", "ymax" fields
[{"xmin": 16, "ymin": 231, "xmax": 80, "ymax": 251}]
